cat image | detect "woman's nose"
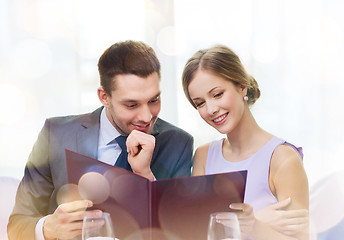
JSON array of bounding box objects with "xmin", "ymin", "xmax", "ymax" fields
[{"xmin": 207, "ymin": 101, "xmax": 219, "ymax": 116}]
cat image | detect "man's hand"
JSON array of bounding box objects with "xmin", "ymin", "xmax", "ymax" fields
[
  {"xmin": 126, "ymin": 129, "xmax": 155, "ymax": 181},
  {"xmin": 256, "ymin": 198, "xmax": 309, "ymax": 236},
  {"xmin": 43, "ymin": 200, "xmax": 102, "ymax": 240}
]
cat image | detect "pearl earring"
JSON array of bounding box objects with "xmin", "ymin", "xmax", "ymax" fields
[{"xmin": 244, "ymin": 96, "xmax": 248, "ymax": 101}]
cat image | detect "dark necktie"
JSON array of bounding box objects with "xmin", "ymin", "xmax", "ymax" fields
[{"xmin": 115, "ymin": 135, "xmax": 132, "ymax": 171}]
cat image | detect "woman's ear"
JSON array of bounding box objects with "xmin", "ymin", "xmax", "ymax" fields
[
  {"xmin": 241, "ymin": 85, "xmax": 248, "ymax": 97},
  {"xmin": 97, "ymin": 86, "xmax": 111, "ymax": 108}
]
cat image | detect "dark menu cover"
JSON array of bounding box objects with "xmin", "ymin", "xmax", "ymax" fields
[{"xmin": 65, "ymin": 149, "xmax": 247, "ymax": 240}]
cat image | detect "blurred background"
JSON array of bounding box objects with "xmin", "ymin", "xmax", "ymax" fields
[{"xmin": 0, "ymin": 0, "xmax": 343, "ymax": 189}]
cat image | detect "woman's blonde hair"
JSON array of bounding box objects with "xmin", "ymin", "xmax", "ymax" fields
[{"xmin": 182, "ymin": 45, "xmax": 260, "ymax": 108}]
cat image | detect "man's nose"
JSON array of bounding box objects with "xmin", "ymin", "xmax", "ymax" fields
[{"xmin": 138, "ymin": 104, "xmax": 152, "ymax": 122}]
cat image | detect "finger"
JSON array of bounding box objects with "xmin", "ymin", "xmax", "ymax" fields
[
  {"xmin": 83, "ymin": 218, "xmax": 105, "ymax": 231},
  {"xmin": 270, "ymin": 197, "xmax": 291, "ymax": 210},
  {"xmin": 230, "ymin": 203, "xmax": 254, "ymax": 221},
  {"xmin": 287, "ymin": 222, "xmax": 308, "ymax": 231},
  {"xmin": 229, "ymin": 203, "xmax": 244, "ymax": 211},
  {"xmin": 126, "ymin": 136, "xmax": 143, "ymax": 156},
  {"xmin": 278, "ymin": 209, "xmax": 309, "ymax": 219},
  {"xmin": 285, "ymin": 222, "xmax": 308, "ymax": 229},
  {"xmin": 282, "ymin": 216, "xmax": 309, "ymax": 226},
  {"xmin": 58, "ymin": 200, "xmax": 93, "ymax": 213},
  {"xmin": 229, "ymin": 203, "xmax": 252, "ymax": 213},
  {"xmin": 128, "ymin": 144, "xmax": 140, "ymax": 156},
  {"xmin": 280, "ymin": 223, "xmax": 309, "ymax": 236},
  {"xmin": 64, "ymin": 210, "xmax": 102, "ymax": 222},
  {"xmin": 217, "ymin": 219, "xmax": 237, "ymax": 228},
  {"xmin": 127, "ymin": 131, "xmax": 155, "ymax": 150}
]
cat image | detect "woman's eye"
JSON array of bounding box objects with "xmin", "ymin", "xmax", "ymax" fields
[
  {"xmin": 195, "ymin": 101, "xmax": 205, "ymax": 108},
  {"xmin": 214, "ymin": 92, "xmax": 223, "ymax": 98}
]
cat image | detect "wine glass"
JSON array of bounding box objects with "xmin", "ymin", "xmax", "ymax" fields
[
  {"xmin": 82, "ymin": 212, "xmax": 117, "ymax": 240},
  {"xmin": 207, "ymin": 212, "xmax": 242, "ymax": 240}
]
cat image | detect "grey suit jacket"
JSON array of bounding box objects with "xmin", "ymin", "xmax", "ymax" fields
[{"xmin": 8, "ymin": 107, "xmax": 193, "ymax": 240}]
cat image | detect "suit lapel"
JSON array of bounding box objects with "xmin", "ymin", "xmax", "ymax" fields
[
  {"xmin": 76, "ymin": 107, "xmax": 103, "ymax": 159},
  {"xmin": 151, "ymin": 118, "xmax": 161, "ymax": 163}
]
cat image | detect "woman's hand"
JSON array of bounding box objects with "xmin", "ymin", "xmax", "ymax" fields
[
  {"xmin": 256, "ymin": 198, "xmax": 309, "ymax": 236},
  {"xmin": 230, "ymin": 203, "xmax": 255, "ymax": 239}
]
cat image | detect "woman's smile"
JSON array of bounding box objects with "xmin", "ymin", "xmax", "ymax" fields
[{"xmin": 212, "ymin": 113, "xmax": 228, "ymax": 125}]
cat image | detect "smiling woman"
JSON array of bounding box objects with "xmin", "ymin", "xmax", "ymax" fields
[{"xmin": 182, "ymin": 44, "xmax": 309, "ymax": 239}]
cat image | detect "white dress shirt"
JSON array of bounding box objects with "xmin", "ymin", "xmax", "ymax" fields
[{"xmin": 97, "ymin": 107, "xmax": 123, "ymax": 165}]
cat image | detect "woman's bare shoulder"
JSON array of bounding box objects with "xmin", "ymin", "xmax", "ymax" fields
[{"xmin": 192, "ymin": 142, "xmax": 212, "ymax": 176}]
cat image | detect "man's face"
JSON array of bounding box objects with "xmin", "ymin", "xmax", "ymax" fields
[{"xmin": 100, "ymin": 72, "xmax": 161, "ymax": 135}]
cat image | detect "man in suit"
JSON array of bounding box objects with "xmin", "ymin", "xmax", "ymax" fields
[{"xmin": 8, "ymin": 40, "xmax": 193, "ymax": 240}]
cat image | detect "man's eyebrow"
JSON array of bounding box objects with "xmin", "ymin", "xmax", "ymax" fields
[
  {"xmin": 120, "ymin": 92, "xmax": 161, "ymax": 103},
  {"xmin": 119, "ymin": 97, "xmax": 138, "ymax": 103},
  {"xmin": 121, "ymin": 100, "xmax": 138, "ymax": 103},
  {"xmin": 151, "ymin": 92, "xmax": 161, "ymax": 99}
]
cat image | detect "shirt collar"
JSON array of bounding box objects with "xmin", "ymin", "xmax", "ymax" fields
[{"xmin": 99, "ymin": 108, "xmax": 121, "ymax": 145}]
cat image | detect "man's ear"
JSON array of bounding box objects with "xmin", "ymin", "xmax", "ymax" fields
[{"xmin": 97, "ymin": 86, "xmax": 111, "ymax": 108}]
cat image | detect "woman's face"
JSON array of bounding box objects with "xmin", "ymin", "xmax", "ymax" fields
[{"xmin": 188, "ymin": 69, "xmax": 247, "ymax": 134}]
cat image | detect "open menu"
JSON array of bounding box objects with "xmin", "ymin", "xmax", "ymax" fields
[{"xmin": 65, "ymin": 149, "xmax": 247, "ymax": 240}]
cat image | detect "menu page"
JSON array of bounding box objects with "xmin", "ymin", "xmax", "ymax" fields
[{"xmin": 65, "ymin": 149, "xmax": 247, "ymax": 240}]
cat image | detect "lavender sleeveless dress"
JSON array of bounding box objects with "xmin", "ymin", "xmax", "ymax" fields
[{"xmin": 205, "ymin": 137, "xmax": 303, "ymax": 212}]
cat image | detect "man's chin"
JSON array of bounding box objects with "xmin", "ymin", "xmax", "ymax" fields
[
  {"xmin": 132, "ymin": 126, "xmax": 151, "ymax": 133},
  {"xmin": 130, "ymin": 119, "xmax": 156, "ymax": 134}
]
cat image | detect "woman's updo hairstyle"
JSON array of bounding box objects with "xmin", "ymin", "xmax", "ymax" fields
[{"xmin": 182, "ymin": 44, "xmax": 260, "ymax": 108}]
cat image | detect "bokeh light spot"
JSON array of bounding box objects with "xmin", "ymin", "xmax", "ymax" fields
[
  {"xmin": 78, "ymin": 172, "xmax": 110, "ymax": 204},
  {"xmin": 56, "ymin": 183, "xmax": 83, "ymax": 205}
]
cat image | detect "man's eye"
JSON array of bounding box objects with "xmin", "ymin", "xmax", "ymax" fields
[
  {"xmin": 149, "ymin": 96, "xmax": 160, "ymax": 104},
  {"xmin": 126, "ymin": 104, "xmax": 137, "ymax": 108}
]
